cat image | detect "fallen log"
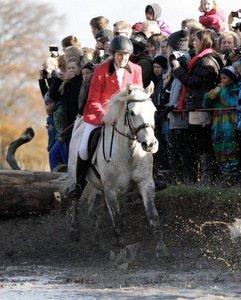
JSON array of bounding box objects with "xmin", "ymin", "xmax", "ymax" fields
[{"xmin": 0, "ymin": 170, "xmax": 67, "ymax": 218}]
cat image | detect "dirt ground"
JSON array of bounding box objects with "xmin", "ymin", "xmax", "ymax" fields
[{"xmin": 1, "ymin": 188, "xmax": 241, "ymax": 296}]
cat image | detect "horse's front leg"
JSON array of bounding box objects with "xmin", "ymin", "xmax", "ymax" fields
[
  {"xmin": 104, "ymin": 188, "xmax": 124, "ymax": 247},
  {"xmin": 138, "ymin": 180, "xmax": 169, "ymax": 258}
]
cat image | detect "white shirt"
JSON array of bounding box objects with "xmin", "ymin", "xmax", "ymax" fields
[{"xmin": 114, "ymin": 64, "xmax": 125, "ymax": 88}]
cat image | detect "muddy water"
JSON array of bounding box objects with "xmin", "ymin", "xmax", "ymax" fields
[
  {"xmin": 1, "ymin": 203, "xmax": 241, "ymax": 299},
  {"xmin": 1, "ymin": 264, "xmax": 241, "ymax": 299}
]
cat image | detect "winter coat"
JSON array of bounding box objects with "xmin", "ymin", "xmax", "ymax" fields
[
  {"xmin": 173, "ymin": 52, "xmax": 223, "ymax": 111},
  {"xmin": 83, "ymin": 59, "xmax": 142, "ymax": 125},
  {"xmin": 61, "ymin": 74, "xmax": 83, "ymax": 131},
  {"xmin": 199, "ymin": 8, "xmax": 225, "ymax": 33},
  {"xmin": 130, "ymin": 53, "xmax": 153, "ymax": 89},
  {"xmin": 52, "ymin": 102, "xmax": 65, "ymax": 142},
  {"xmin": 203, "ymin": 83, "xmax": 239, "ymax": 172},
  {"xmin": 147, "ymin": 3, "xmax": 172, "ymax": 37},
  {"xmin": 78, "ymin": 79, "xmax": 92, "ymax": 116}
]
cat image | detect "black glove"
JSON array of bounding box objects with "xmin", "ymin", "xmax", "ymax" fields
[{"xmin": 159, "ymin": 105, "xmax": 174, "ymax": 122}]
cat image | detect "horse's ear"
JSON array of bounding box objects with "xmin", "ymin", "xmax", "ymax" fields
[
  {"xmin": 126, "ymin": 84, "xmax": 133, "ymax": 95},
  {"xmin": 145, "ymin": 81, "xmax": 154, "ymax": 97}
]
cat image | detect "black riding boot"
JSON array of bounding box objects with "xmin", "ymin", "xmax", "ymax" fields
[{"xmin": 65, "ymin": 157, "xmax": 90, "ymax": 199}]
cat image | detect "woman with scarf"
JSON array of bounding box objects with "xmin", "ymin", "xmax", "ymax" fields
[{"xmin": 171, "ymin": 29, "xmax": 223, "ymax": 183}]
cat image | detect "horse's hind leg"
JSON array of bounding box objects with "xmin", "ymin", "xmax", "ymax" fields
[
  {"xmin": 138, "ymin": 181, "xmax": 169, "ymax": 258},
  {"xmin": 104, "ymin": 188, "xmax": 124, "ymax": 247}
]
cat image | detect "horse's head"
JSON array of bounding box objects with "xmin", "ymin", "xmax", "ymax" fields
[
  {"xmin": 103, "ymin": 83, "xmax": 158, "ymax": 153},
  {"xmin": 123, "ymin": 83, "xmax": 158, "ymax": 153}
]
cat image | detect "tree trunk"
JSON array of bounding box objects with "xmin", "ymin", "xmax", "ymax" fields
[{"xmin": 0, "ymin": 170, "xmax": 67, "ymax": 218}]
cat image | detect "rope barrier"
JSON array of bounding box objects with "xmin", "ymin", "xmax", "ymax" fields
[{"xmin": 171, "ymin": 107, "xmax": 237, "ymax": 113}]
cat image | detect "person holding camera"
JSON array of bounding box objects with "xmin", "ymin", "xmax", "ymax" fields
[
  {"xmin": 172, "ymin": 29, "xmax": 223, "ymax": 183},
  {"xmin": 218, "ymin": 31, "xmax": 240, "ymax": 66},
  {"xmin": 38, "ymin": 55, "xmax": 59, "ymax": 98},
  {"xmin": 93, "ymin": 29, "xmax": 113, "ymax": 64},
  {"xmin": 163, "ymin": 30, "xmax": 192, "ymax": 183}
]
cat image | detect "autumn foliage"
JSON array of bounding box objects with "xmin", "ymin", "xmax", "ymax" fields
[{"xmin": 0, "ymin": 0, "xmax": 63, "ymax": 170}]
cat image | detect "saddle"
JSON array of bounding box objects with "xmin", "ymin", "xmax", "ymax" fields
[
  {"xmin": 87, "ymin": 127, "xmax": 102, "ymax": 179},
  {"xmin": 87, "ymin": 127, "xmax": 102, "ymax": 160}
]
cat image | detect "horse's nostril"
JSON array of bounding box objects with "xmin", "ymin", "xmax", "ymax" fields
[{"xmin": 141, "ymin": 141, "xmax": 147, "ymax": 148}]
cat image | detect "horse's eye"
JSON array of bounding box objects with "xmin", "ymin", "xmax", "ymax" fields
[{"xmin": 130, "ymin": 111, "xmax": 136, "ymax": 116}]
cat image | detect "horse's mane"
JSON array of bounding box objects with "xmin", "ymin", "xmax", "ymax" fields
[{"xmin": 102, "ymin": 85, "xmax": 149, "ymax": 124}]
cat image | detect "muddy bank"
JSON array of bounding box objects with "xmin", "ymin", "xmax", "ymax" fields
[
  {"xmin": 1, "ymin": 185, "xmax": 241, "ymax": 270},
  {"xmin": 1, "ymin": 186, "xmax": 241, "ymax": 298}
]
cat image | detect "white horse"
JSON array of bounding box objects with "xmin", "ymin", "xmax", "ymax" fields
[{"xmin": 72, "ymin": 84, "xmax": 168, "ymax": 257}]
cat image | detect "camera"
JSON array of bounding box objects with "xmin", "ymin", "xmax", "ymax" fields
[
  {"xmin": 169, "ymin": 51, "xmax": 188, "ymax": 68},
  {"xmin": 232, "ymin": 22, "xmax": 241, "ymax": 31},
  {"xmin": 49, "ymin": 45, "xmax": 59, "ymax": 58},
  {"xmin": 224, "ymin": 47, "xmax": 241, "ymax": 60},
  {"xmin": 234, "ymin": 46, "xmax": 241, "ymax": 56},
  {"xmin": 231, "ymin": 11, "xmax": 241, "ymax": 18}
]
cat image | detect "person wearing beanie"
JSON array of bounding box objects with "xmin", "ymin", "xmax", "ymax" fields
[
  {"xmin": 151, "ymin": 55, "xmax": 168, "ymax": 101},
  {"xmin": 161, "ymin": 30, "xmax": 191, "ymax": 184},
  {"xmin": 153, "ymin": 55, "xmax": 168, "ymax": 72},
  {"xmin": 203, "ymin": 65, "xmax": 239, "ymax": 174},
  {"xmin": 145, "ymin": 3, "xmax": 171, "ymax": 37},
  {"xmin": 220, "ymin": 66, "xmax": 239, "ymax": 83},
  {"xmin": 132, "ymin": 22, "xmax": 144, "ymax": 34},
  {"xmin": 167, "ymin": 30, "xmax": 189, "ymax": 52}
]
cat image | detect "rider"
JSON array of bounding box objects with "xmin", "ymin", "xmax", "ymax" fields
[{"xmin": 66, "ymin": 36, "xmax": 143, "ymax": 198}]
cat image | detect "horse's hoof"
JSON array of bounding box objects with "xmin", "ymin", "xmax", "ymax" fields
[
  {"xmin": 156, "ymin": 243, "xmax": 169, "ymax": 258},
  {"xmin": 69, "ymin": 226, "xmax": 80, "ymax": 242}
]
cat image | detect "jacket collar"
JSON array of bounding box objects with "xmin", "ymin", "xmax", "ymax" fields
[{"xmin": 108, "ymin": 59, "xmax": 132, "ymax": 75}]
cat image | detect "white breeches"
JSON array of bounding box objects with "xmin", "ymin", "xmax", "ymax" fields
[{"xmin": 78, "ymin": 122, "xmax": 100, "ymax": 160}]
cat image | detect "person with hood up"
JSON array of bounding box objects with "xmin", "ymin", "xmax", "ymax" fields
[{"xmin": 145, "ymin": 3, "xmax": 172, "ymax": 37}]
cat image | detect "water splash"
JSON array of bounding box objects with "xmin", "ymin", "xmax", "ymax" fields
[{"xmin": 228, "ymin": 219, "xmax": 241, "ymax": 240}]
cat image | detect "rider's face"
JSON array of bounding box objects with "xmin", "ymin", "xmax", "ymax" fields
[{"xmin": 114, "ymin": 51, "xmax": 130, "ymax": 68}]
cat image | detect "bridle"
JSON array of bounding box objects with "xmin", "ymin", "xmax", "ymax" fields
[
  {"xmin": 123, "ymin": 98, "xmax": 155, "ymax": 141},
  {"xmin": 103, "ymin": 98, "xmax": 155, "ymax": 162}
]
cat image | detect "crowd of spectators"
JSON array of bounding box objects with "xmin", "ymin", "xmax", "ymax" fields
[{"xmin": 38, "ymin": 0, "xmax": 241, "ymax": 186}]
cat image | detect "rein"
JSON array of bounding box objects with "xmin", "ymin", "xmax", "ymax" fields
[{"xmin": 102, "ymin": 98, "xmax": 154, "ymax": 163}]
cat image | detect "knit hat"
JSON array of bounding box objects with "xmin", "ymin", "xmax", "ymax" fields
[
  {"xmin": 82, "ymin": 62, "xmax": 95, "ymax": 71},
  {"xmin": 167, "ymin": 30, "xmax": 189, "ymax": 51},
  {"xmin": 220, "ymin": 66, "xmax": 238, "ymax": 83},
  {"xmin": 153, "ymin": 55, "xmax": 168, "ymax": 70},
  {"xmin": 132, "ymin": 22, "xmax": 144, "ymax": 32}
]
